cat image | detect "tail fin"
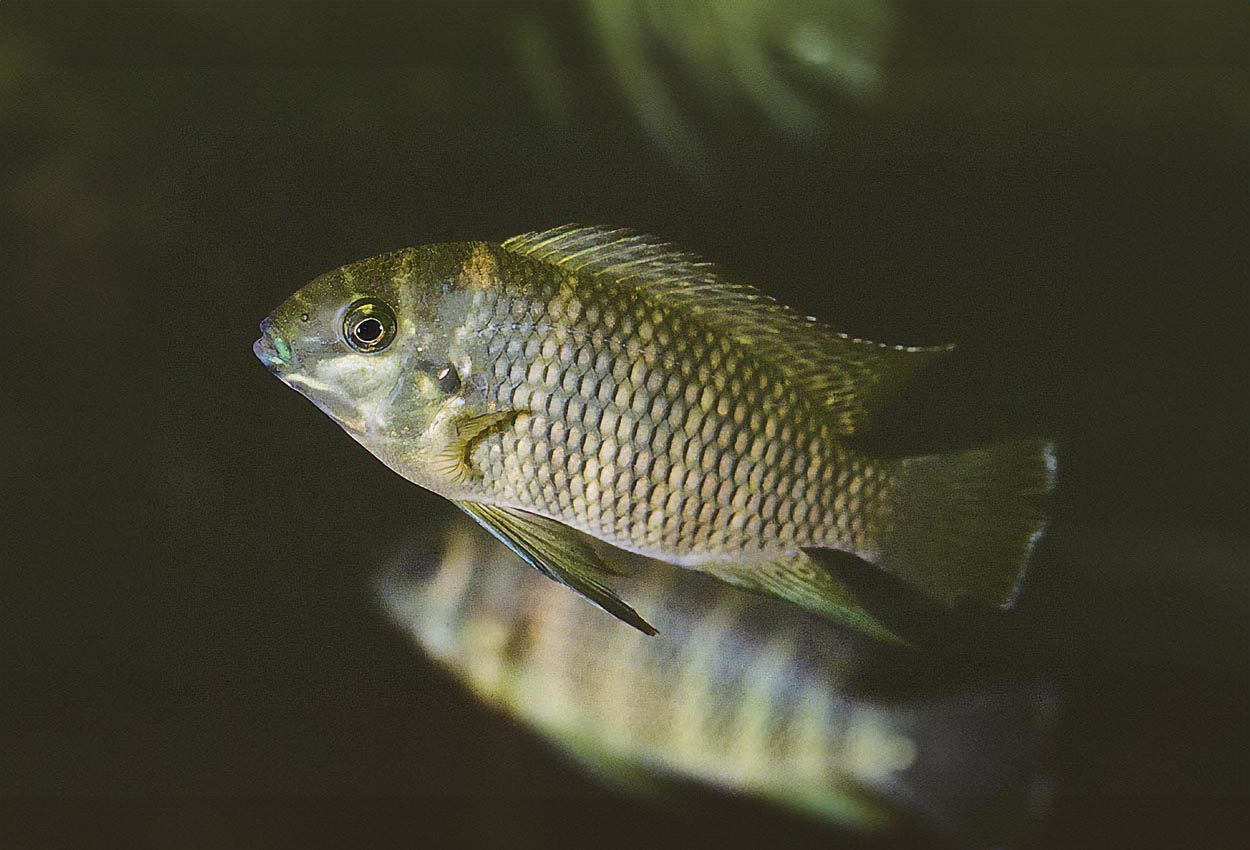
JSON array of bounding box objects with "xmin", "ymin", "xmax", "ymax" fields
[
  {"xmin": 873, "ymin": 681, "xmax": 1058, "ymax": 848},
  {"xmin": 875, "ymin": 439, "xmax": 1056, "ymax": 610}
]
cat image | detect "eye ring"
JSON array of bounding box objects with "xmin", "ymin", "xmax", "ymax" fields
[
  {"xmin": 342, "ymin": 298, "xmax": 397, "ymax": 353},
  {"xmin": 436, "ymin": 363, "xmax": 461, "ymax": 394}
]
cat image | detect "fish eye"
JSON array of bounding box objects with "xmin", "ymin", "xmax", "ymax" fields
[
  {"xmin": 436, "ymin": 362, "xmax": 461, "ymax": 394},
  {"xmin": 342, "ymin": 298, "xmax": 397, "ymax": 353}
]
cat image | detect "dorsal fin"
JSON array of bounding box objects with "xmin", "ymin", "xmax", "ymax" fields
[{"xmin": 502, "ymin": 224, "xmax": 952, "ymax": 436}]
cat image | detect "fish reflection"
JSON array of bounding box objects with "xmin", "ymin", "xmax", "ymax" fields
[
  {"xmin": 581, "ymin": 0, "xmax": 893, "ymax": 175},
  {"xmin": 378, "ymin": 518, "xmax": 1054, "ymax": 845}
]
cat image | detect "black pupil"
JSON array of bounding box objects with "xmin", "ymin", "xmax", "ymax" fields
[
  {"xmin": 437, "ymin": 365, "xmax": 459, "ymax": 393},
  {"xmin": 354, "ymin": 317, "xmax": 384, "ymax": 343}
]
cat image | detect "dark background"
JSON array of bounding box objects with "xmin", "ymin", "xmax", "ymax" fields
[{"xmin": 2, "ymin": 2, "xmax": 1247, "ymax": 848}]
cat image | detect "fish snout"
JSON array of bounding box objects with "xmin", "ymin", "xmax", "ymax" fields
[
  {"xmin": 253, "ymin": 334, "xmax": 279, "ymax": 365},
  {"xmin": 254, "ymin": 317, "xmax": 291, "ymax": 370}
]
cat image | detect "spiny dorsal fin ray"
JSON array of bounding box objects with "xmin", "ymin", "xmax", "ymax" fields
[
  {"xmin": 503, "ymin": 224, "xmax": 952, "ymax": 436},
  {"xmin": 456, "ymin": 501, "xmax": 657, "ymax": 635}
]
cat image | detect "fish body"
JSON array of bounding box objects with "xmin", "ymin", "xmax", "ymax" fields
[
  {"xmin": 257, "ymin": 225, "xmax": 1054, "ymax": 638},
  {"xmin": 379, "ymin": 518, "xmax": 1056, "ymax": 843}
]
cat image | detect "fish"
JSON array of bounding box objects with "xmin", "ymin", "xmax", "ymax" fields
[
  {"xmin": 377, "ymin": 517, "xmax": 1056, "ymax": 845},
  {"xmin": 255, "ymin": 224, "xmax": 1055, "ymax": 640}
]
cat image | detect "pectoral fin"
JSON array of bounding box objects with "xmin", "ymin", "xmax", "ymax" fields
[
  {"xmin": 705, "ymin": 552, "xmax": 906, "ymax": 645},
  {"xmin": 431, "ymin": 409, "xmax": 521, "ymax": 485},
  {"xmin": 456, "ymin": 501, "xmax": 657, "ymax": 636}
]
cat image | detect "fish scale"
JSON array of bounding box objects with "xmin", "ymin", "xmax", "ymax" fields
[{"xmin": 466, "ymin": 278, "xmax": 885, "ymax": 561}]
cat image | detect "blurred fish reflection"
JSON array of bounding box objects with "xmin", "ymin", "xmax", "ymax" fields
[
  {"xmin": 378, "ymin": 518, "xmax": 1054, "ymax": 846},
  {"xmin": 518, "ymin": 0, "xmax": 894, "ymax": 176}
]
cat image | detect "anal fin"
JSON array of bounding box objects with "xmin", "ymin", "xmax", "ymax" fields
[
  {"xmin": 803, "ymin": 547, "xmax": 995, "ymax": 650},
  {"xmin": 704, "ymin": 552, "xmax": 905, "ymax": 644},
  {"xmin": 456, "ymin": 501, "xmax": 657, "ymax": 636}
]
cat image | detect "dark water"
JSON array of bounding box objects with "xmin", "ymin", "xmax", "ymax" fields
[{"xmin": 2, "ymin": 2, "xmax": 1247, "ymax": 848}]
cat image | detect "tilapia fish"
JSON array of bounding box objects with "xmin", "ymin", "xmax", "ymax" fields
[
  {"xmin": 378, "ymin": 518, "xmax": 1055, "ymax": 843},
  {"xmin": 256, "ymin": 224, "xmax": 1055, "ymax": 639}
]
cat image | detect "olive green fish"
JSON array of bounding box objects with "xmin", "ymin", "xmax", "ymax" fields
[
  {"xmin": 377, "ymin": 518, "xmax": 1055, "ymax": 843},
  {"xmin": 255, "ymin": 224, "xmax": 1054, "ymax": 640}
]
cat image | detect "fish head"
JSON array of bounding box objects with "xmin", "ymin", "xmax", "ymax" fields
[
  {"xmin": 377, "ymin": 519, "xmax": 538, "ymax": 699},
  {"xmin": 254, "ymin": 244, "xmax": 487, "ymax": 468},
  {"xmin": 378, "ymin": 522, "xmax": 478, "ymax": 659}
]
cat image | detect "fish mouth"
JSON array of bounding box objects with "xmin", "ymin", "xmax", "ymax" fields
[
  {"xmin": 253, "ymin": 335, "xmax": 284, "ymax": 368},
  {"xmin": 254, "ymin": 317, "xmax": 292, "ymax": 372},
  {"xmin": 252, "ymin": 318, "xmax": 372, "ymax": 438}
]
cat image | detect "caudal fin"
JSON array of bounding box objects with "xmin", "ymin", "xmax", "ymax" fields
[
  {"xmin": 875, "ymin": 439, "xmax": 1056, "ymax": 610},
  {"xmin": 875, "ymin": 681, "xmax": 1058, "ymax": 848}
]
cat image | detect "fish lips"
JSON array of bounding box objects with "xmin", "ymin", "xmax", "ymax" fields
[
  {"xmin": 253, "ymin": 333, "xmax": 312, "ymax": 401},
  {"xmin": 253, "ymin": 317, "xmax": 295, "ymax": 374},
  {"xmin": 253, "ymin": 334, "xmax": 282, "ymax": 368}
]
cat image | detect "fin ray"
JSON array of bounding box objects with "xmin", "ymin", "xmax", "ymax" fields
[
  {"xmin": 456, "ymin": 501, "xmax": 657, "ymax": 635},
  {"xmin": 431, "ymin": 409, "xmax": 520, "ymax": 485},
  {"xmin": 503, "ymin": 224, "xmax": 951, "ymax": 435},
  {"xmin": 704, "ymin": 552, "xmax": 905, "ymax": 644},
  {"xmin": 875, "ymin": 439, "xmax": 1056, "ymax": 609}
]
